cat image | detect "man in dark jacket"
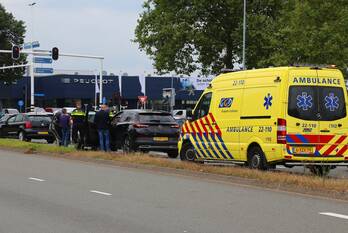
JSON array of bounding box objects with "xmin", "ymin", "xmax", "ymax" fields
[
  {"xmin": 59, "ymin": 108, "xmax": 71, "ymax": 147},
  {"xmin": 94, "ymin": 105, "xmax": 110, "ymax": 151}
]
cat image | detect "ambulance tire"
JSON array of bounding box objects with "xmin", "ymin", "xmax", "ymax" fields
[
  {"xmin": 180, "ymin": 142, "xmax": 196, "ymax": 161},
  {"xmin": 308, "ymin": 165, "xmax": 330, "ymax": 177},
  {"xmin": 247, "ymin": 146, "xmax": 268, "ymax": 170}
]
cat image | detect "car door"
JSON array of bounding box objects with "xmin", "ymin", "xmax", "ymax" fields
[
  {"xmin": 316, "ymin": 70, "xmax": 348, "ymax": 157},
  {"xmin": 287, "ymin": 69, "xmax": 320, "ymax": 156},
  {"xmin": 4, "ymin": 115, "xmax": 18, "ymax": 137},
  {"xmin": 115, "ymin": 112, "xmax": 134, "ymax": 144},
  {"xmin": 86, "ymin": 111, "xmax": 98, "ymax": 147},
  {"xmin": 110, "ymin": 112, "xmax": 123, "ymax": 146},
  {"xmin": 187, "ymin": 92, "xmax": 220, "ymax": 160},
  {"xmin": 13, "ymin": 114, "xmax": 25, "ymax": 136}
]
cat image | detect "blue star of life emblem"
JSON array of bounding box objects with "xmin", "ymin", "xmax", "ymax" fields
[
  {"xmin": 296, "ymin": 92, "xmax": 313, "ymax": 111},
  {"xmin": 324, "ymin": 93, "xmax": 339, "ymax": 111},
  {"xmin": 263, "ymin": 93, "xmax": 273, "ymax": 110}
]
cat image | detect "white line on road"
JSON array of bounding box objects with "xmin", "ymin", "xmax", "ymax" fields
[
  {"xmin": 90, "ymin": 190, "xmax": 112, "ymax": 196},
  {"xmin": 28, "ymin": 177, "xmax": 45, "ymax": 182},
  {"xmin": 319, "ymin": 212, "xmax": 348, "ymax": 220}
]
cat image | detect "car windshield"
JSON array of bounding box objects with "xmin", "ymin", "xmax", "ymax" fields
[
  {"xmin": 138, "ymin": 113, "xmax": 175, "ymax": 123},
  {"xmin": 288, "ymin": 85, "xmax": 346, "ymax": 121},
  {"xmin": 0, "ymin": 115, "xmax": 10, "ymax": 122},
  {"xmin": 28, "ymin": 115, "xmax": 52, "ymax": 123}
]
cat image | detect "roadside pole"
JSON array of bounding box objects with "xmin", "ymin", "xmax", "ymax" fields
[
  {"xmin": 30, "ymin": 55, "xmax": 35, "ymax": 108},
  {"xmin": 1, "ymin": 49, "xmax": 104, "ymax": 108},
  {"xmin": 100, "ymin": 59, "xmax": 103, "ymax": 105}
]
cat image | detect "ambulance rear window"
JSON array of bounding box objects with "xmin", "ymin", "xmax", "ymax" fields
[{"xmin": 288, "ymin": 86, "xmax": 346, "ymax": 121}]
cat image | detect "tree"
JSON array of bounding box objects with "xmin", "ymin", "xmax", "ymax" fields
[
  {"xmin": 266, "ymin": 0, "xmax": 348, "ymax": 75},
  {"xmin": 134, "ymin": 0, "xmax": 283, "ymax": 75},
  {"xmin": 0, "ymin": 4, "xmax": 26, "ymax": 81}
]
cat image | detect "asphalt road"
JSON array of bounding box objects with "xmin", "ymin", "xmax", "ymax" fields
[{"xmin": 0, "ymin": 149, "xmax": 347, "ymax": 233}]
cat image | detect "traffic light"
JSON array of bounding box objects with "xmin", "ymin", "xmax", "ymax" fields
[
  {"xmin": 52, "ymin": 47, "xmax": 59, "ymax": 60},
  {"xmin": 12, "ymin": 45, "xmax": 20, "ymax": 60}
]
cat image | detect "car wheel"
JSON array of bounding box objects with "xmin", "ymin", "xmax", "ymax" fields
[
  {"xmin": 47, "ymin": 139, "xmax": 55, "ymax": 144},
  {"xmin": 18, "ymin": 131, "xmax": 28, "ymax": 142},
  {"xmin": 167, "ymin": 150, "xmax": 178, "ymax": 159},
  {"xmin": 180, "ymin": 142, "xmax": 196, "ymax": 161},
  {"xmin": 247, "ymin": 146, "xmax": 268, "ymax": 170},
  {"xmin": 123, "ymin": 135, "xmax": 135, "ymax": 153},
  {"xmin": 308, "ymin": 165, "xmax": 331, "ymax": 176}
]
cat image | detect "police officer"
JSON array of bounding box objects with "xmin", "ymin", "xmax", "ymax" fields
[{"xmin": 71, "ymin": 101, "xmax": 86, "ymax": 149}]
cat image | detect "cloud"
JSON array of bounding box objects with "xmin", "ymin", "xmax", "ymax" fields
[{"xmin": 0, "ymin": 0, "xmax": 153, "ymax": 75}]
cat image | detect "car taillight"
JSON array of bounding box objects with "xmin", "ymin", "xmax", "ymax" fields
[
  {"xmin": 25, "ymin": 121, "xmax": 32, "ymax": 129},
  {"xmin": 277, "ymin": 118, "xmax": 286, "ymax": 144},
  {"xmin": 133, "ymin": 123, "xmax": 149, "ymax": 128},
  {"xmin": 171, "ymin": 124, "xmax": 180, "ymax": 128}
]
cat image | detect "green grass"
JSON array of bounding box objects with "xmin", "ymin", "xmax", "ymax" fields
[{"xmin": 0, "ymin": 139, "xmax": 76, "ymax": 154}]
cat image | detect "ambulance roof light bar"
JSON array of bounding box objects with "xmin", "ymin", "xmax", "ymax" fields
[{"xmin": 290, "ymin": 63, "xmax": 338, "ymax": 69}]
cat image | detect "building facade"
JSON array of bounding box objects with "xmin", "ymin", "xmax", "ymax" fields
[{"xmin": 0, "ymin": 74, "xmax": 207, "ymax": 110}]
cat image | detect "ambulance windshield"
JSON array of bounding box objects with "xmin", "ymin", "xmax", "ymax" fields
[{"xmin": 288, "ymin": 86, "xmax": 346, "ymax": 121}]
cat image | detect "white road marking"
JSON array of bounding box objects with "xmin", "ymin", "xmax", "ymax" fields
[
  {"xmin": 28, "ymin": 177, "xmax": 45, "ymax": 182},
  {"xmin": 90, "ymin": 190, "xmax": 112, "ymax": 196},
  {"xmin": 319, "ymin": 212, "xmax": 348, "ymax": 220}
]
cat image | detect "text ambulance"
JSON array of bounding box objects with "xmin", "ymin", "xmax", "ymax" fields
[{"xmin": 178, "ymin": 66, "xmax": 348, "ymax": 175}]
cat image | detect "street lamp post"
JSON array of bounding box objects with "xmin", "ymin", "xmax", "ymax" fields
[
  {"xmin": 242, "ymin": 0, "xmax": 247, "ymax": 70},
  {"xmin": 28, "ymin": 2, "xmax": 36, "ymax": 109}
]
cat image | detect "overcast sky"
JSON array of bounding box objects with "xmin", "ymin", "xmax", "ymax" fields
[{"xmin": 0, "ymin": 0, "xmax": 155, "ymax": 76}]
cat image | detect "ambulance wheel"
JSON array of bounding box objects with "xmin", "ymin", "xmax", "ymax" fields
[
  {"xmin": 308, "ymin": 165, "xmax": 330, "ymax": 177},
  {"xmin": 248, "ymin": 146, "xmax": 268, "ymax": 170},
  {"xmin": 180, "ymin": 143, "xmax": 196, "ymax": 161}
]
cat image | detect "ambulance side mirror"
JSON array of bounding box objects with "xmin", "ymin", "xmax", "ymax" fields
[{"xmin": 187, "ymin": 109, "xmax": 193, "ymax": 121}]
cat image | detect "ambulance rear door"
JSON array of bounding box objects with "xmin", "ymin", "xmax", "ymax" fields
[{"xmin": 287, "ymin": 69, "xmax": 320, "ymax": 156}]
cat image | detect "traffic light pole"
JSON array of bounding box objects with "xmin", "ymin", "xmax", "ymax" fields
[{"xmin": 0, "ymin": 49, "xmax": 105, "ymax": 107}]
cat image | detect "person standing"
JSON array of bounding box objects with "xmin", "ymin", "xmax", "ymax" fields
[
  {"xmin": 94, "ymin": 105, "xmax": 110, "ymax": 152},
  {"xmin": 71, "ymin": 101, "xmax": 86, "ymax": 149},
  {"xmin": 59, "ymin": 108, "xmax": 71, "ymax": 147}
]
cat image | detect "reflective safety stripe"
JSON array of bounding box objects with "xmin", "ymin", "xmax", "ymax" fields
[{"xmin": 71, "ymin": 110, "xmax": 85, "ymax": 116}]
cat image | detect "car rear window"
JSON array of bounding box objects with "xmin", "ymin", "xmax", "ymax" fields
[
  {"xmin": 138, "ymin": 113, "xmax": 175, "ymax": 123},
  {"xmin": 7, "ymin": 109, "xmax": 19, "ymax": 114},
  {"xmin": 28, "ymin": 115, "xmax": 52, "ymax": 123},
  {"xmin": 288, "ymin": 86, "xmax": 346, "ymax": 121}
]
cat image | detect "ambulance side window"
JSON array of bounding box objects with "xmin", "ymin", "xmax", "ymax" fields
[{"xmin": 193, "ymin": 93, "xmax": 212, "ymax": 120}]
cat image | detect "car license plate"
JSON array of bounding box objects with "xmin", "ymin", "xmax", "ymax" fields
[
  {"xmin": 153, "ymin": 137, "xmax": 168, "ymax": 142},
  {"xmin": 292, "ymin": 147, "xmax": 314, "ymax": 154},
  {"xmin": 38, "ymin": 131, "xmax": 48, "ymax": 135}
]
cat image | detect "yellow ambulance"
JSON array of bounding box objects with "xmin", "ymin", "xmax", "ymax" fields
[{"xmin": 178, "ymin": 66, "xmax": 348, "ymax": 175}]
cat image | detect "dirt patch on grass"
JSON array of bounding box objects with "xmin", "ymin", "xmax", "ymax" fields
[{"xmin": 0, "ymin": 139, "xmax": 347, "ymax": 200}]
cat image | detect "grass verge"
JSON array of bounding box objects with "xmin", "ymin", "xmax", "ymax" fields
[{"xmin": 0, "ymin": 138, "xmax": 347, "ymax": 200}]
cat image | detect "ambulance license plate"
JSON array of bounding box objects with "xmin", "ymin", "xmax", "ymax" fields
[
  {"xmin": 292, "ymin": 147, "xmax": 314, "ymax": 154},
  {"xmin": 153, "ymin": 137, "xmax": 168, "ymax": 142},
  {"xmin": 38, "ymin": 131, "xmax": 48, "ymax": 135}
]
